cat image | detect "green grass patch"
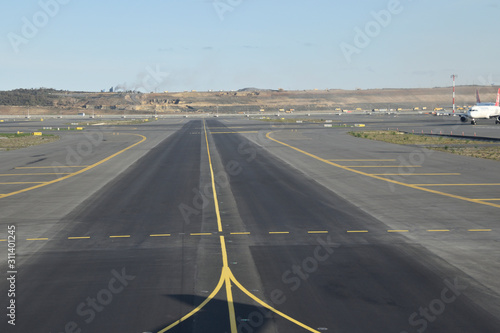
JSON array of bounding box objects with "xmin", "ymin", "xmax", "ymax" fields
[
  {"xmin": 349, "ymin": 130, "xmax": 500, "ymax": 161},
  {"xmin": 0, "ymin": 133, "xmax": 59, "ymax": 150}
]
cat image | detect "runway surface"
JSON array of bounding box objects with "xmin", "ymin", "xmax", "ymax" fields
[{"xmin": 0, "ymin": 114, "xmax": 499, "ymax": 332}]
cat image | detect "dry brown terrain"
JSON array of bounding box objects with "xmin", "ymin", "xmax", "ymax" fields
[{"xmin": 1, "ymin": 85, "xmax": 498, "ymax": 115}]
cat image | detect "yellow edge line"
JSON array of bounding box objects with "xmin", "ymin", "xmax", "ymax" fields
[
  {"xmin": 265, "ymin": 131, "xmax": 500, "ymax": 209},
  {"xmin": 0, "ymin": 134, "xmax": 146, "ymax": 200}
]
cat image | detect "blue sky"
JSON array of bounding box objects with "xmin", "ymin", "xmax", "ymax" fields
[{"xmin": 1, "ymin": 0, "xmax": 499, "ymax": 92}]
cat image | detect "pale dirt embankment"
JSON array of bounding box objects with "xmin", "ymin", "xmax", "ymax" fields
[{"xmin": 1, "ymin": 86, "xmax": 498, "ymax": 115}]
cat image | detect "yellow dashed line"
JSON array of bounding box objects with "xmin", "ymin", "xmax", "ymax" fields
[
  {"xmin": 388, "ymin": 230, "xmax": 409, "ymax": 233},
  {"xmin": 468, "ymin": 229, "xmax": 492, "ymax": 232},
  {"xmin": 150, "ymin": 234, "xmax": 171, "ymax": 237},
  {"xmin": 0, "ymin": 239, "xmax": 6, "ymax": 242},
  {"xmin": 230, "ymin": 232, "xmax": 251, "ymax": 235},
  {"xmin": 109, "ymin": 235, "xmax": 131, "ymax": 238},
  {"xmin": 307, "ymin": 231, "xmax": 329, "ymax": 234},
  {"xmin": 347, "ymin": 230, "xmax": 369, "ymax": 233},
  {"xmin": 26, "ymin": 238, "xmax": 49, "ymax": 241},
  {"xmin": 427, "ymin": 229, "xmax": 450, "ymax": 232},
  {"xmin": 68, "ymin": 236, "xmax": 91, "ymax": 239},
  {"xmin": 190, "ymin": 233, "xmax": 212, "ymax": 236},
  {"xmin": 269, "ymin": 231, "xmax": 290, "ymax": 234}
]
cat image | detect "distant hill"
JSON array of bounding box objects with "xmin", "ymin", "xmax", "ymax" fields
[{"xmin": 0, "ymin": 86, "xmax": 498, "ymax": 115}]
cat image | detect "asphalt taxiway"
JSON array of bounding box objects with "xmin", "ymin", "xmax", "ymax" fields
[{"xmin": 0, "ymin": 114, "xmax": 499, "ymax": 332}]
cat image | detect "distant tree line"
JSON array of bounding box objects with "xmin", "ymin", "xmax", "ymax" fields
[{"xmin": 0, "ymin": 88, "xmax": 62, "ymax": 106}]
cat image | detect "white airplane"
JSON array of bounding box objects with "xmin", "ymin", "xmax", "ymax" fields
[{"xmin": 460, "ymin": 88, "xmax": 500, "ymax": 125}]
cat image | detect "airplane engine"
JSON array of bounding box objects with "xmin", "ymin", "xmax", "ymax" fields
[{"xmin": 460, "ymin": 116, "xmax": 468, "ymax": 123}]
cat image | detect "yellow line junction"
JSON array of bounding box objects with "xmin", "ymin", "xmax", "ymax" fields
[{"xmin": 156, "ymin": 121, "xmax": 324, "ymax": 333}]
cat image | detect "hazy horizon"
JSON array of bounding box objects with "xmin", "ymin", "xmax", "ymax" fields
[{"xmin": 1, "ymin": 0, "xmax": 499, "ymax": 92}]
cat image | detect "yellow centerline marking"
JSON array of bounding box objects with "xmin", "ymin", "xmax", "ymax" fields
[
  {"xmin": 0, "ymin": 134, "xmax": 146, "ymax": 200},
  {"xmin": 347, "ymin": 230, "xmax": 369, "ymax": 233},
  {"xmin": 0, "ymin": 239, "xmax": 7, "ymax": 242},
  {"xmin": 205, "ymin": 122, "xmax": 223, "ymax": 233},
  {"xmin": 26, "ymin": 238, "xmax": 49, "ymax": 241},
  {"xmin": 68, "ymin": 236, "xmax": 91, "ymax": 239},
  {"xmin": 109, "ymin": 235, "xmax": 130, "ymax": 238},
  {"xmin": 266, "ymin": 131, "xmax": 500, "ymax": 209},
  {"xmin": 150, "ymin": 234, "xmax": 171, "ymax": 237},
  {"xmin": 230, "ymin": 232, "xmax": 251, "ymax": 235},
  {"xmin": 477, "ymin": 199, "xmax": 500, "ymax": 201},
  {"xmin": 190, "ymin": 233, "xmax": 212, "ymax": 236},
  {"xmin": 388, "ymin": 230, "xmax": 409, "ymax": 233},
  {"xmin": 269, "ymin": 231, "xmax": 290, "ymax": 234},
  {"xmin": 307, "ymin": 231, "xmax": 328, "ymax": 234},
  {"xmin": 427, "ymin": 229, "xmax": 450, "ymax": 232},
  {"xmin": 468, "ymin": 229, "xmax": 492, "ymax": 232},
  {"xmin": 161, "ymin": 121, "xmax": 320, "ymax": 333}
]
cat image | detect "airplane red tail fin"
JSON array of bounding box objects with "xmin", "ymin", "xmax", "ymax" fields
[
  {"xmin": 476, "ymin": 89, "xmax": 481, "ymax": 103},
  {"xmin": 496, "ymin": 88, "xmax": 500, "ymax": 107}
]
